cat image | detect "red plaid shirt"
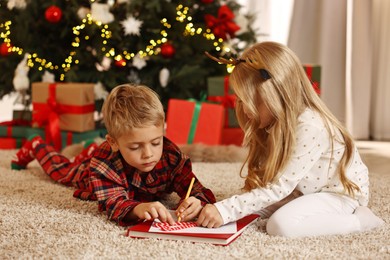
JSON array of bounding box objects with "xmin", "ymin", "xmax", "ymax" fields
[{"xmin": 85, "ymin": 137, "xmax": 216, "ymax": 226}]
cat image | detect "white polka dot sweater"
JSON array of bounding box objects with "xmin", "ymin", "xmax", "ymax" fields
[{"xmin": 214, "ymin": 108, "xmax": 369, "ymax": 224}]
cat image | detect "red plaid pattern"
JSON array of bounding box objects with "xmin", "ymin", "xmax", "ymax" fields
[{"xmin": 33, "ymin": 137, "xmax": 216, "ymax": 226}]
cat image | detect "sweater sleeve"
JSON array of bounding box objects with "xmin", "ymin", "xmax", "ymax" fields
[{"xmin": 163, "ymin": 137, "xmax": 216, "ymax": 206}]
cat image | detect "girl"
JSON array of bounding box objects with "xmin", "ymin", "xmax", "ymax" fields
[{"xmin": 197, "ymin": 41, "xmax": 384, "ymax": 237}]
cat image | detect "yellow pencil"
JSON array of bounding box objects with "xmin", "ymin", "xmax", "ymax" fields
[{"xmin": 178, "ymin": 177, "xmax": 195, "ymax": 222}]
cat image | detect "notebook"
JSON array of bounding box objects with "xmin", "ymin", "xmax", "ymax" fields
[{"xmin": 126, "ymin": 213, "xmax": 259, "ymax": 246}]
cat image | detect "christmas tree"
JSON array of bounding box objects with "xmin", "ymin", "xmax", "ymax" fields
[{"xmin": 0, "ymin": 0, "xmax": 256, "ymax": 109}]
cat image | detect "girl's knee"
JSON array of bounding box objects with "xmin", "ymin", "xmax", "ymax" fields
[{"xmin": 266, "ymin": 212, "xmax": 298, "ymax": 238}]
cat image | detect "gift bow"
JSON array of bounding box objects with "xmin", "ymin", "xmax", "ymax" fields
[
  {"xmin": 204, "ymin": 5, "xmax": 240, "ymax": 40},
  {"xmin": 32, "ymin": 83, "xmax": 63, "ymax": 150}
]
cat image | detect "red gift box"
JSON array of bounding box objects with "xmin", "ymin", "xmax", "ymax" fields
[
  {"xmin": 221, "ymin": 127, "xmax": 244, "ymax": 146},
  {"xmin": 165, "ymin": 99, "xmax": 225, "ymax": 145},
  {"xmin": 0, "ymin": 137, "xmax": 26, "ymax": 149}
]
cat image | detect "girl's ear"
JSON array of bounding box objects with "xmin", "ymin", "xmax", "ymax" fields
[{"xmin": 106, "ymin": 134, "xmax": 119, "ymax": 152}]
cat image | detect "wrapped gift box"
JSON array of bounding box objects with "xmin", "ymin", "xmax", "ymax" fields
[
  {"xmin": 13, "ymin": 110, "xmax": 32, "ymax": 121},
  {"xmin": 0, "ymin": 122, "xmax": 41, "ymax": 138},
  {"xmin": 303, "ymin": 64, "xmax": 321, "ymax": 95},
  {"xmin": 165, "ymin": 99, "xmax": 225, "ymax": 145},
  {"xmin": 0, "ymin": 137, "xmax": 26, "ymax": 149},
  {"xmin": 221, "ymin": 127, "xmax": 244, "ymax": 146},
  {"xmin": 0, "ymin": 125, "xmax": 102, "ymax": 150},
  {"xmin": 207, "ymin": 76, "xmax": 234, "ymax": 96},
  {"xmin": 207, "ymin": 76, "xmax": 238, "ymax": 127},
  {"xmin": 0, "ymin": 125, "xmax": 27, "ymax": 138},
  {"xmin": 32, "ymin": 82, "xmax": 95, "ymax": 132},
  {"xmin": 25, "ymin": 128, "xmax": 103, "ymax": 149},
  {"xmin": 58, "ymin": 129, "xmax": 103, "ymax": 149}
]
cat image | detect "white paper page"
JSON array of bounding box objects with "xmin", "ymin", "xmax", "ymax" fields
[{"xmin": 148, "ymin": 210, "xmax": 237, "ymax": 234}]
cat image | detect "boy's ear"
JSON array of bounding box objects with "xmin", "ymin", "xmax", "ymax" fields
[{"xmin": 106, "ymin": 134, "xmax": 119, "ymax": 152}]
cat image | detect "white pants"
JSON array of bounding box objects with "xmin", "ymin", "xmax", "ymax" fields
[{"xmin": 266, "ymin": 192, "xmax": 360, "ymax": 238}]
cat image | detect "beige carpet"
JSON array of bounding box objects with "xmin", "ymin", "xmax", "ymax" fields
[{"xmin": 0, "ymin": 141, "xmax": 389, "ymax": 259}]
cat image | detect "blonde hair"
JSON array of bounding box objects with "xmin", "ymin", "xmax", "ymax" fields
[
  {"xmin": 102, "ymin": 83, "xmax": 165, "ymax": 139},
  {"xmin": 230, "ymin": 41, "xmax": 359, "ymax": 196}
]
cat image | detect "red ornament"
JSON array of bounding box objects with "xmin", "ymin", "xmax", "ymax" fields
[
  {"xmin": 0, "ymin": 42, "xmax": 13, "ymax": 56},
  {"xmin": 160, "ymin": 43, "xmax": 175, "ymax": 58},
  {"xmin": 115, "ymin": 59, "xmax": 127, "ymax": 67},
  {"xmin": 45, "ymin": 6, "xmax": 63, "ymax": 23},
  {"xmin": 201, "ymin": 0, "xmax": 214, "ymax": 3}
]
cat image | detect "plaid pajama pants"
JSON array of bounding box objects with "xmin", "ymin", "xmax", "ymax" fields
[{"xmin": 34, "ymin": 143, "xmax": 91, "ymax": 191}]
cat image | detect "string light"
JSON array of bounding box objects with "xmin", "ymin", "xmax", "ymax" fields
[{"xmin": 0, "ymin": 4, "xmax": 229, "ymax": 81}]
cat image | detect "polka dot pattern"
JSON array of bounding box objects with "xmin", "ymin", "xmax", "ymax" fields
[{"xmin": 214, "ymin": 109, "xmax": 370, "ymax": 224}]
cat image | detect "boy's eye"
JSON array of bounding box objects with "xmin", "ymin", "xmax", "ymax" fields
[
  {"xmin": 129, "ymin": 146, "xmax": 139, "ymax": 151},
  {"xmin": 152, "ymin": 142, "xmax": 161, "ymax": 146}
]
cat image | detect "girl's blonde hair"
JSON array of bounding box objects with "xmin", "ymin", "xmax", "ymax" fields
[
  {"xmin": 230, "ymin": 41, "xmax": 359, "ymax": 196},
  {"xmin": 102, "ymin": 83, "xmax": 165, "ymax": 139}
]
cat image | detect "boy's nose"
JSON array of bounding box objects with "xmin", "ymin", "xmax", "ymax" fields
[
  {"xmin": 143, "ymin": 154, "xmax": 153, "ymax": 159},
  {"xmin": 142, "ymin": 147, "xmax": 153, "ymax": 159}
]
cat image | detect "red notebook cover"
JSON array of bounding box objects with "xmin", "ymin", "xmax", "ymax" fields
[{"xmin": 127, "ymin": 214, "xmax": 259, "ymax": 246}]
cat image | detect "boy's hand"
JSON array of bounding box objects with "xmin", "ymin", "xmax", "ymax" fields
[
  {"xmin": 196, "ymin": 204, "xmax": 223, "ymax": 228},
  {"xmin": 133, "ymin": 202, "xmax": 175, "ymax": 225},
  {"xmin": 176, "ymin": 196, "xmax": 202, "ymax": 222}
]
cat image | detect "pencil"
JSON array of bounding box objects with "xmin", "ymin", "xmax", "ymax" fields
[{"xmin": 178, "ymin": 177, "xmax": 195, "ymax": 222}]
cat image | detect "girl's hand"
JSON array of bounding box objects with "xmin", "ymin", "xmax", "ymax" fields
[
  {"xmin": 196, "ymin": 204, "xmax": 223, "ymax": 228},
  {"xmin": 176, "ymin": 196, "xmax": 202, "ymax": 222},
  {"xmin": 132, "ymin": 201, "xmax": 175, "ymax": 225}
]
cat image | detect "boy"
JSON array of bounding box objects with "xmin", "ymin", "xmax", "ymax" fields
[{"xmin": 11, "ymin": 84, "xmax": 216, "ymax": 226}]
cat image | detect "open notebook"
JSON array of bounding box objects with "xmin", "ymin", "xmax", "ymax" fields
[{"xmin": 127, "ymin": 211, "xmax": 259, "ymax": 246}]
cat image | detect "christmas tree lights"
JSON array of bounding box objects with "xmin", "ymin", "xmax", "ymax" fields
[{"xmin": 0, "ymin": 0, "xmax": 256, "ymax": 108}]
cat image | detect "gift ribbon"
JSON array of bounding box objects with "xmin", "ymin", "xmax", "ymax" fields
[
  {"xmin": 187, "ymin": 99, "xmax": 202, "ymax": 144},
  {"xmin": 66, "ymin": 131, "xmax": 73, "ymax": 147},
  {"xmin": 32, "ymin": 83, "xmax": 94, "ymax": 151},
  {"xmin": 207, "ymin": 76, "xmax": 236, "ymax": 127},
  {"xmin": 47, "ymin": 83, "xmax": 61, "ymax": 150},
  {"xmin": 204, "ymin": 5, "xmax": 240, "ymax": 40},
  {"xmin": 304, "ymin": 66, "xmax": 321, "ymax": 95}
]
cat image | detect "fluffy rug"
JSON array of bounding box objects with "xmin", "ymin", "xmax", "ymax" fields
[{"xmin": 0, "ymin": 141, "xmax": 389, "ymax": 259}]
